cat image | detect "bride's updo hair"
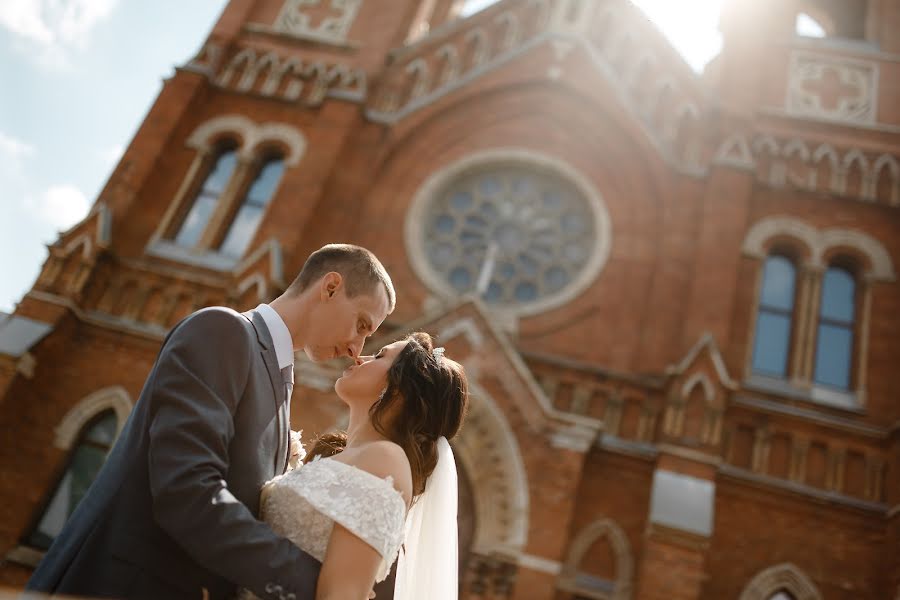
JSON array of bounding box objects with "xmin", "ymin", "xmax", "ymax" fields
[
  {"xmin": 305, "ymin": 332, "xmax": 468, "ymax": 496},
  {"xmin": 372, "ymin": 332, "xmax": 468, "ymax": 495}
]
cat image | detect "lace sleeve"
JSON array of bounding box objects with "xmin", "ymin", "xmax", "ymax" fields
[{"xmin": 299, "ymin": 459, "xmax": 407, "ymax": 581}]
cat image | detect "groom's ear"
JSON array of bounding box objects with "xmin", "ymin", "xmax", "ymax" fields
[{"xmin": 320, "ymin": 272, "xmax": 343, "ymax": 300}]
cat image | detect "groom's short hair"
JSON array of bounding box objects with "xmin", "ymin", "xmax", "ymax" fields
[{"xmin": 288, "ymin": 244, "xmax": 396, "ymax": 312}]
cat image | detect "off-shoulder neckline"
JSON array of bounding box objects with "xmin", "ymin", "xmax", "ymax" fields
[{"xmin": 307, "ymin": 455, "xmax": 408, "ymax": 509}]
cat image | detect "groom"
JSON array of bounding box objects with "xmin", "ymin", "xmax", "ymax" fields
[{"xmin": 26, "ymin": 244, "xmax": 395, "ymax": 600}]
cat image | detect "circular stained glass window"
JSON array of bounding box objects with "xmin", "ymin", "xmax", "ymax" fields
[{"xmin": 409, "ymin": 155, "xmax": 611, "ymax": 316}]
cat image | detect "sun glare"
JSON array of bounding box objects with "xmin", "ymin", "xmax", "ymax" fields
[{"xmin": 629, "ymin": 0, "xmax": 726, "ymax": 72}]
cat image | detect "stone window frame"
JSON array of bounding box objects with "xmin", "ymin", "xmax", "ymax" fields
[
  {"xmin": 741, "ymin": 216, "xmax": 895, "ymax": 410},
  {"xmin": 557, "ymin": 518, "xmax": 633, "ymax": 600},
  {"xmin": 147, "ymin": 115, "xmax": 305, "ymax": 271},
  {"xmin": 405, "ymin": 148, "xmax": 613, "ymax": 323},
  {"xmin": 739, "ymin": 562, "xmax": 823, "ymax": 600},
  {"xmin": 6, "ymin": 387, "xmax": 133, "ymax": 567}
]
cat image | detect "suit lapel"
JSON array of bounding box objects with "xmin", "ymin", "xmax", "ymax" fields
[{"xmin": 246, "ymin": 310, "xmax": 288, "ymax": 475}]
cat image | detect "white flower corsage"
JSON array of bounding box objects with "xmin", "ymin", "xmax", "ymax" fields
[{"xmin": 288, "ymin": 429, "xmax": 306, "ymax": 471}]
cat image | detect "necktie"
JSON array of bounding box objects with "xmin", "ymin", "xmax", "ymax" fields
[{"xmin": 281, "ymin": 364, "xmax": 294, "ymax": 400}]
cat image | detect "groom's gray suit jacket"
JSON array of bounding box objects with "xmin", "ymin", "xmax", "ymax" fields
[{"xmin": 26, "ymin": 307, "xmax": 320, "ymax": 600}]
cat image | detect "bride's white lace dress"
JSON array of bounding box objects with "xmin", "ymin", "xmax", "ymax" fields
[{"xmin": 238, "ymin": 456, "xmax": 407, "ymax": 600}]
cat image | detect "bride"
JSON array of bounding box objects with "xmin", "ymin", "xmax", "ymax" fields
[{"xmin": 242, "ymin": 331, "xmax": 469, "ymax": 600}]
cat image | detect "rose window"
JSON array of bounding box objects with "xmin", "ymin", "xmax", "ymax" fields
[{"xmin": 416, "ymin": 165, "xmax": 604, "ymax": 312}]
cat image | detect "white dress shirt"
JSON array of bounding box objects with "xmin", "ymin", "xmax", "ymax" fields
[{"xmin": 255, "ymin": 303, "xmax": 294, "ymax": 371}]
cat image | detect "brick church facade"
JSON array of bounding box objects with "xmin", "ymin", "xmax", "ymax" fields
[{"xmin": 1, "ymin": 0, "xmax": 898, "ymax": 598}]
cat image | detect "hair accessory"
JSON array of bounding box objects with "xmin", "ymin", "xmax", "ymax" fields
[{"xmin": 432, "ymin": 347, "xmax": 445, "ymax": 364}]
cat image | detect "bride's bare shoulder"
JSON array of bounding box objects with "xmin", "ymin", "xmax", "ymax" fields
[{"xmin": 346, "ymin": 441, "xmax": 412, "ymax": 505}]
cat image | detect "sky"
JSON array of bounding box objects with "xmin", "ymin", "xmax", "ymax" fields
[{"xmin": 0, "ymin": 0, "xmax": 727, "ymax": 313}]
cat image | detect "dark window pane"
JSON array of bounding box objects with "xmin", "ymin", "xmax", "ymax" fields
[
  {"xmin": 245, "ymin": 159, "xmax": 284, "ymax": 207},
  {"xmin": 752, "ymin": 311, "xmax": 791, "ymax": 376},
  {"xmin": 27, "ymin": 411, "xmax": 118, "ymax": 550},
  {"xmin": 449, "ymin": 267, "xmax": 472, "ymax": 291},
  {"xmin": 84, "ymin": 412, "xmax": 117, "ymax": 446},
  {"xmin": 202, "ymin": 150, "xmax": 238, "ymax": 195},
  {"xmin": 28, "ymin": 444, "xmax": 107, "ymax": 549},
  {"xmin": 514, "ymin": 281, "xmax": 538, "ymax": 302},
  {"xmin": 760, "ymin": 256, "xmax": 796, "ymax": 310},
  {"xmin": 813, "ymin": 323, "xmax": 853, "ymax": 389},
  {"xmin": 173, "ymin": 149, "xmax": 237, "ymax": 247},
  {"xmin": 174, "ymin": 194, "xmax": 217, "ymax": 248},
  {"xmin": 219, "ymin": 205, "xmax": 264, "ymax": 259},
  {"xmin": 820, "ymin": 267, "xmax": 855, "ymax": 323},
  {"xmin": 218, "ymin": 158, "xmax": 284, "ymax": 259}
]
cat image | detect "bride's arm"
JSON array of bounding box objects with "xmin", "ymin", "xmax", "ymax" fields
[{"xmin": 316, "ymin": 442, "xmax": 412, "ymax": 600}]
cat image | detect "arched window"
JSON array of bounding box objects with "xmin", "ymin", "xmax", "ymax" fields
[
  {"xmin": 25, "ymin": 410, "xmax": 117, "ymax": 550},
  {"xmin": 795, "ymin": 13, "xmax": 827, "ymax": 38},
  {"xmin": 173, "ymin": 142, "xmax": 239, "ymax": 248},
  {"xmin": 459, "ymin": 0, "xmax": 501, "ymax": 18},
  {"xmin": 218, "ymin": 155, "xmax": 285, "ymax": 259},
  {"xmin": 794, "ymin": 1, "xmax": 867, "ymax": 40},
  {"xmin": 752, "ymin": 255, "xmax": 797, "ymax": 378},
  {"xmin": 770, "ymin": 591, "xmax": 797, "ymax": 600},
  {"xmin": 813, "ymin": 265, "xmax": 856, "ymax": 389}
]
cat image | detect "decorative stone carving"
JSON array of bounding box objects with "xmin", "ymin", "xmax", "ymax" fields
[
  {"xmin": 216, "ymin": 48, "xmax": 366, "ymax": 107},
  {"xmin": 787, "ymin": 52, "xmax": 877, "ymax": 124},
  {"xmin": 273, "ymin": 0, "xmax": 362, "ymax": 42}
]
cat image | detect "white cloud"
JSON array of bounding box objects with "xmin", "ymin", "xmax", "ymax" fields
[
  {"xmin": 0, "ymin": 130, "xmax": 35, "ymax": 160},
  {"xmin": 0, "ymin": 0, "xmax": 118, "ymax": 68},
  {"xmin": 31, "ymin": 184, "xmax": 90, "ymax": 230}
]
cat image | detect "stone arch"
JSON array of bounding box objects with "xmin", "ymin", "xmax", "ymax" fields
[
  {"xmin": 405, "ymin": 58, "xmax": 432, "ymax": 100},
  {"xmin": 252, "ymin": 122, "xmax": 307, "ymax": 166},
  {"xmin": 743, "ymin": 217, "xmax": 895, "ymax": 281},
  {"xmin": 436, "ymin": 44, "xmax": 461, "ymax": 86},
  {"xmin": 739, "ymin": 563, "xmax": 822, "ymax": 600},
  {"xmin": 527, "ymin": 0, "xmax": 553, "ymax": 31},
  {"xmin": 819, "ymin": 228, "xmax": 896, "ymax": 280},
  {"xmin": 782, "ymin": 139, "xmax": 813, "ymax": 187},
  {"xmin": 464, "ymin": 27, "xmax": 490, "ymax": 68},
  {"xmin": 680, "ymin": 373, "xmax": 717, "ymax": 443},
  {"xmin": 682, "ymin": 372, "xmax": 716, "ymax": 407},
  {"xmin": 494, "ymin": 10, "xmax": 520, "ymax": 50},
  {"xmin": 452, "ymin": 379, "xmax": 530, "ymax": 554},
  {"xmin": 63, "ymin": 234, "xmax": 93, "ymax": 260},
  {"xmin": 871, "ymin": 154, "xmax": 899, "ymax": 204},
  {"xmin": 742, "ymin": 216, "xmax": 818, "ymax": 262},
  {"xmin": 811, "ymin": 144, "xmax": 840, "ymax": 191},
  {"xmin": 54, "ymin": 386, "xmax": 133, "ymax": 450},
  {"xmin": 840, "ymin": 149, "xmax": 869, "ymax": 197},
  {"xmin": 560, "ymin": 518, "xmax": 633, "ymax": 600},
  {"xmin": 186, "ymin": 114, "xmax": 256, "ymax": 153}
]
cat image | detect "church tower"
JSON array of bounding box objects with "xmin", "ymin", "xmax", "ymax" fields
[{"xmin": 1, "ymin": 0, "xmax": 898, "ymax": 598}]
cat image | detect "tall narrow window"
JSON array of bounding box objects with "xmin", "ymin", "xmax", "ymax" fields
[
  {"xmin": 813, "ymin": 265, "xmax": 855, "ymax": 389},
  {"xmin": 25, "ymin": 411, "xmax": 117, "ymax": 550},
  {"xmin": 174, "ymin": 143, "xmax": 238, "ymax": 248},
  {"xmin": 218, "ymin": 155, "xmax": 284, "ymax": 259},
  {"xmin": 752, "ymin": 255, "xmax": 797, "ymax": 377}
]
